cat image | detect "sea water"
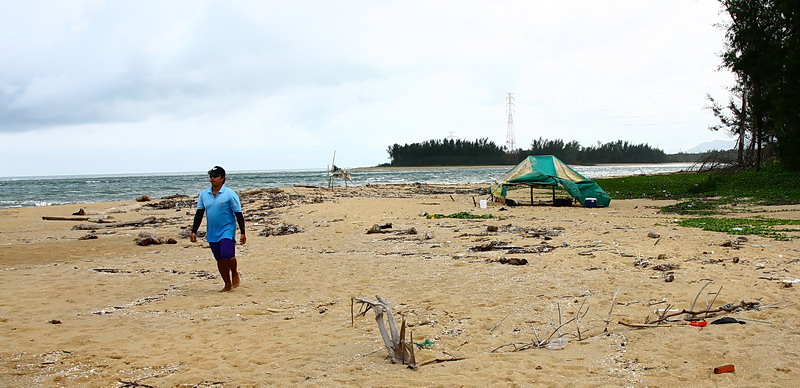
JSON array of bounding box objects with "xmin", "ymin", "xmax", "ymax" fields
[{"xmin": 0, "ymin": 163, "xmax": 696, "ymax": 209}]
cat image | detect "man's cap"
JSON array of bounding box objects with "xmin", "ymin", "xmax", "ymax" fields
[{"xmin": 208, "ymin": 166, "xmax": 226, "ymax": 176}]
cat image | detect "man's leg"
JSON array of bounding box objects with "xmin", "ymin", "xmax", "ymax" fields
[
  {"xmin": 216, "ymin": 259, "xmax": 233, "ymax": 292},
  {"xmin": 230, "ymin": 258, "xmax": 240, "ymax": 288}
]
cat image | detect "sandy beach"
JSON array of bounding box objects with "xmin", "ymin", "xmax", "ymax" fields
[{"xmin": 1, "ymin": 184, "xmax": 798, "ymax": 387}]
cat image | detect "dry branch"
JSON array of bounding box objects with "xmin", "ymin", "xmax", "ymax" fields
[
  {"xmin": 72, "ymin": 217, "xmax": 158, "ymax": 230},
  {"xmin": 42, "ymin": 216, "xmax": 90, "ymax": 221},
  {"xmin": 418, "ymin": 357, "xmax": 465, "ymax": 367},
  {"xmin": 352, "ymin": 296, "xmax": 417, "ymax": 369}
]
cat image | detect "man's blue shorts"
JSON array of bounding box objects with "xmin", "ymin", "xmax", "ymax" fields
[{"xmin": 209, "ymin": 238, "xmax": 236, "ymax": 260}]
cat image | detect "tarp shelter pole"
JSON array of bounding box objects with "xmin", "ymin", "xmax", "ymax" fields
[{"xmin": 530, "ymin": 186, "xmax": 533, "ymax": 205}]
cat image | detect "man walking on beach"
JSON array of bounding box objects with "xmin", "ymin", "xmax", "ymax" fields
[{"xmin": 190, "ymin": 166, "xmax": 247, "ymax": 292}]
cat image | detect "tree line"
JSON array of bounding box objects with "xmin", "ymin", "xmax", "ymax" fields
[
  {"xmin": 708, "ymin": 0, "xmax": 800, "ymax": 170},
  {"xmin": 385, "ymin": 138, "xmax": 675, "ymax": 166},
  {"xmin": 385, "ymin": 138, "xmax": 507, "ymax": 166}
]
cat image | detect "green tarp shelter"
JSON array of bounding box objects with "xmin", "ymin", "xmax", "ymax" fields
[{"xmin": 490, "ymin": 155, "xmax": 612, "ymax": 207}]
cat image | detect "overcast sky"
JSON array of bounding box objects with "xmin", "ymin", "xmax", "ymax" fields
[{"xmin": 1, "ymin": 0, "xmax": 735, "ymax": 177}]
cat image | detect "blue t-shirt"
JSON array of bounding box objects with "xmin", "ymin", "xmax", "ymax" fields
[{"xmin": 197, "ymin": 185, "xmax": 242, "ymax": 242}]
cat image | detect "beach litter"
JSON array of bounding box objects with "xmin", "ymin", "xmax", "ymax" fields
[
  {"xmin": 713, "ymin": 364, "xmax": 735, "ymax": 374},
  {"xmin": 545, "ymin": 337, "xmax": 569, "ymax": 350},
  {"xmin": 710, "ymin": 317, "xmax": 746, "ymax": 324},
  {"xmin": 413, "ymin": 338, "xmax": 435, "ymax": 349}
]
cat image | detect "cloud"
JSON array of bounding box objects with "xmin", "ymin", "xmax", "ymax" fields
[{"xmin": 0, "ymin": 0, "xmax": 736, "ymax": 175}]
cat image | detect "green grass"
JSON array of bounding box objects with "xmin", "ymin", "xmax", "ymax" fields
[
  {"xmin": 596, "ymin": 162, "xmax": 800, "ymax": 239},
  {"xmin": 596, "ymin": 162, "xmax": 800, "ymax": 205},
  {"xmin": 595, "ymin": 172, "xmax": 713, "ymax": 200},
  {"xmin": 677, "ymin": 217, "xmax": 800, "ymax": 240}
]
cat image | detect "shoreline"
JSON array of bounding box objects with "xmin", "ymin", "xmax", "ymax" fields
[{"xmin": 353, "ymin": 162, "xmax": 696, "ymax": 170}]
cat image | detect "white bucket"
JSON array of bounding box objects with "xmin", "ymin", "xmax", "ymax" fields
[{"xmin": 479, "ymin": 199, "xmax": 488, "ymax": 209}]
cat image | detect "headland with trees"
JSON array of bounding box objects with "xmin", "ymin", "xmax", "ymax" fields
[{"xmin": 383, "ymin": 137, "xmax": 729, "ymax": 167}]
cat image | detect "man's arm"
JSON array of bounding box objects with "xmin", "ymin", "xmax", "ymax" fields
[
  {"xmin": 190, "ymin": 209, "xmax": 205, "ymax": 242},
  {"xmin": 235, "ymin": 211, "xmax": 247, "ymax": 244}
]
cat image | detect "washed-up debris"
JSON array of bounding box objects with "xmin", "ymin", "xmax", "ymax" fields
[
  {"xmin": 710, "ymin": 317, "xmax": 746, "ymax": 324},
  {"xmin": 396, "ymin": 227, "xmax": 418, "ymax": 235},
  {"xmin": 79, "ymin": 232, "xmax": 98, "ymax": 240},
  {"xmin": 93, "ymin": 268, "xmax": 129, "ymax": 273},
  {"xmin": 259, "ymin": 223, "xmax": 303, "ymax": 237},
  {"xmin": 664, "ymin": 273, "xmax": 675, "ymax": 282},
  {"xmin": 427, "ymin": 212, "xmax": 494, "ymax": 219},
  {"xmin": 470, "ymin": 241, "xmax": 555, "ymax": 254},
  {"xmin": 73, "ymin": 216, "xmax": 160, "ymax": 230},
  {"xmin": 634, "ymin": 258, "xmax": 650, "ymax": 268},
  {"xmin": 714, "ymin": 364, "xmax": 735, "ymax": 374},
  {"xmin": 652, "ymin": 263, "xmax": 679, "ymax": 271},
  {"xmin": 506, "ymin": 245, "xmax": 555, "ymax": 254},
  {"xmin": 497, "ymin": 257, "xmax": 528, "ymax": 265},
  {"xmin": 135, "ymin": 195, "xmax": 151, "ymax": 202},
  {"xmin": 546, "ymin": 337, "xmax": 569, "ymax": 350},
  {"xmin": 413, "ymin": 338, "xmax": 435, "ymax": 349},
  {"xmin": 241, "ymin": 188, "xmax": 325, "ymax": 214},
  {"xmin": 367, "ymin": 224, "xmax": 389, "ymax": 234},
  {"xmin": 352, "ymin": 296, "xmax": 417, "ymax": 369},
  {"xmin": 647, "ymin": 231, "xmax": 660, "ymax": 238},
  {"xmin": 179, "ymin": 229, "xmax": 206, "ymax": 239},
  {"xmin": 367, "ymin": 222, "xmax": 396, "ymax": 234},
  {"xmin": 721, "ymin": 236, "xmax": 749, "ymax": 248},
  {"xmin": 145, "ymin": 195, "xmax": 196, "ymax": 209},
  {"xmin": 470, "ymin": 241, "xmax": 511, "ymax": 251},
  {"xmin": 134, "ymin": 232, "xmax": 178, "ymax": 246},
  {"xmin": 409, "ymin": 184, "xmax": 486, "ymax": 195},
  {"xmin": 42, "ymin": 216, "xmax": 90, "ymax": 221}
]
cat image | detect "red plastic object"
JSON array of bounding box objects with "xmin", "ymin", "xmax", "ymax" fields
[
  {"xmin": 714, "ymin": 364, "xmax": 735, "ymax": 374},
  {"xmin": 689, "ymin": 321, "xmax": 708, "ymax": 327}
]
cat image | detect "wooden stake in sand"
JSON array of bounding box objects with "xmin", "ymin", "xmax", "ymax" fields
[{"xmin": 351, "ymin": 295, "xmax": 417, "ymax": 369}]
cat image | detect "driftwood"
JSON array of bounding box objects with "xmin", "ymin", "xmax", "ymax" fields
[
  {"xmin": 72, "ymin": 217, "xmax": 157, "ymax": 230},
  {"xmin": 43, "ymin": 215, "xmax": 114, "ymax": 222},
  {"xmin": 42, "ymin": 216, "xmax": 91, "ymax": 221},
  {"xmin": 618, "ymin": 321, "xmax": 674, "ymax": 328},
  {"xmin": 351, "ymin": 295, "xmax": 417, "ymax": 369},
  {"xmin": 418, "ymin": 357, "xmax": 465, "ymax": 367}
]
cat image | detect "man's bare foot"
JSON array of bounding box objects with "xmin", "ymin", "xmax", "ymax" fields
[
  {"xmin": 232, "ymin": 274, "xmax": 240, "ymax": 288},
  {"xmin": 219, "ymin": 285, "xmax": 232, "ymax": 292}
]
